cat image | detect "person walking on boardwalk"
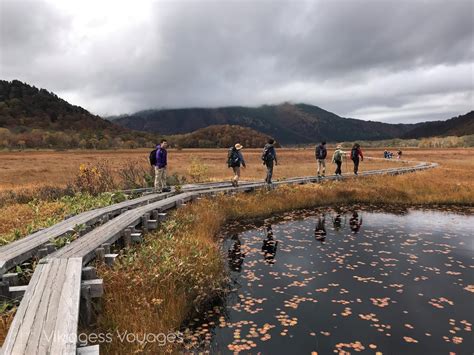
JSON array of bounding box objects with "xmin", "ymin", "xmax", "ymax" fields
[
  {"xmin": 350, "ymin": 143, "xmax": 364, "ymax": 175},
  {"xmin": 228, "ymin": 143, "xmax": 246, "ymax": 187},
  {"xmin": 153, "ymin": 139, "xmax": 170, "ymax": 193},
  {"xmin": 315, "ymin": 141, "xmax": 327, "ymax": 177},
  {"xmin": 332, "ymin": 144, "xmax": 345, "ymax": 176},
  {"xmin": 262, "ymin": 138, "xmax": 278, "ymax": 184}
]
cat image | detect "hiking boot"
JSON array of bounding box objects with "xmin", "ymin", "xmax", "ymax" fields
[{"xmin": 162, "ymin": 187, "xmax": 171, "ymax": 192}]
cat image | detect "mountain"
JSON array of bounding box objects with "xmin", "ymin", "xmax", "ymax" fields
[
  {"xmin": 0, "ymin": 80, "xmax": 156, "ymax": 149},
  {"xmin": 401, "ymin": 111, "xmax": 474, "ymax": 139},
  {"xmin": 167, "ymin": 125, "xmax": 277, "ymax": 148},
  {"xmin": 112, "ymin": 103, "xmax": 423, "ymax": 144}
]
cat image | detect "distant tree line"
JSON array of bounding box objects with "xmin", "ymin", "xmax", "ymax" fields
[
  {"xmin": 0, "ymin": 127, "xmax": 157, "ymax": 150},
  {"xmin": 167, "ymin": 125, "xmax": 279, "ymax": 148},
  {"xmin": 0, "ymin": 80, "xmax": 157, "ymax": 150}
]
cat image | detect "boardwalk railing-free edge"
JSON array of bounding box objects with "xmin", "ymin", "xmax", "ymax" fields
[{"xmin": 0, "ymin": 159, "xmax": 438, "ymax": 355}]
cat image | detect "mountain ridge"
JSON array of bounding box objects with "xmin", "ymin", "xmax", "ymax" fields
[{"xmin": 1, "ymin": 79, "xmax": 472, "ymax": 148}]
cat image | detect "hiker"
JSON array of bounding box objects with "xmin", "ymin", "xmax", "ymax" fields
[
  {"xmin": 262, "ymin": 138, "xmax": 278, "ymax": 184},
  {"xmin": 150, "ymin": 139, "xmax": 170, "ymax": 193},
  {"xmin": 350, "ymin": 143, "xmax": 364, "ymax": 175},
  {"xmin": 228, "ymin": 143, "xmax": 246, "ymax": 187},
  {"xmin": 397, "ymin": 149, "xmax": 403, "ymax": 159},
  {"xmin": 332, "ymin": 144, "xmax": 345, "ymax": 176},
  {"xmin": 315, "ymin": 141, "xmax": 327, "ymax": 177}
]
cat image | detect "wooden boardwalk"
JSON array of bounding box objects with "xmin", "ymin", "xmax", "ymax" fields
[
  {"xmin": 0, "ymin": 160, "xmax": 437, "ymax": 354},
  {"xmin": 0, "ymin": 181, "xmax": 247, "ymax": 276},
  {"xmin": 2, "ymin": 258, "xmax": 82, "ymax": 355}
]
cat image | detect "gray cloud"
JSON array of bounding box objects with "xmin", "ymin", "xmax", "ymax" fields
[{"xmin": 0, "ymin": 0, "xmax": 473, "ymax": 122}]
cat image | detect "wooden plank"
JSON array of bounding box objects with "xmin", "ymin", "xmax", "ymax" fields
[
  {"xmin": 76, "ymin": 345, "xmax": 99, "ymax": 355},
  {"xmin": 81, "ymin": 279, "xmax": 103, "ymax": 298},
  {"xmin": 25, "ymin": 258, "xmax": 66, "ymax": 354},
  {"xmin": 49, "ymin": 258, "xmax": 83, "ymax": 355},
  {"xmin": 2, "ymin": 260, "xmax": 53, "ymax": 354}
]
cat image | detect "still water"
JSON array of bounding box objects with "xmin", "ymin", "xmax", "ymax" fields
[{"xmin": 185, "ymin": 207, "xmax": 474, "ymax": 354}]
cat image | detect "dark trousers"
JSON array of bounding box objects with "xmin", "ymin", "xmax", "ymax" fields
[
  {"xmin": 353, "ymin": 158, "xmax": 360, "ymax": 174},
  {"xmin": 335, "ymin": 161, "xmax": 342, "ymax": 175},
  {"xmin": 265, "ymin": 160, "xmax": 274, "ymax": 183}
]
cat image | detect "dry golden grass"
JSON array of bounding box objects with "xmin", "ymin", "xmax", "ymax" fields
[
  {"xmin": 95, "ymin": 205, "xmax": 227, "ymax": 354},
  {"xmin": 1, "ymin": 148, "xmax": 473, "ymax": 349},
  {"xmin": 95, "ymin": 150, "xmax": 473, "ymax": 353},
  {"xmin": 0, "ymin": 147, "xmax": 414, "ymax": 191}
]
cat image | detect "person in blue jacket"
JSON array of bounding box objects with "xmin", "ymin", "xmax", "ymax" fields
[{"xmin": 154, "ymin": 139, "xmax": 170, "ymax": 193}]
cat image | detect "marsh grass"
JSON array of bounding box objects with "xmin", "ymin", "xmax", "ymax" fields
[
  {"xmin": 1, "ymin": 149, "xmax": 472, "ymax": 349},
  {"xmin": 0, "ymin": 192, "xmax": 127, "ymax": 246},
  {"xmin": 93, "ymin": 160, "xmax": 473, "ymax": 353}
]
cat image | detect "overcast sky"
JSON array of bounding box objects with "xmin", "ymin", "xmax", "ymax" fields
[{"xmin": 1, "ymin": 0, "xmax": 473, "ymax": 123}]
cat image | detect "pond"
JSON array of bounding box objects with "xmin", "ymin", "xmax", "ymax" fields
[{"xmin": 183, "ymin": 207, "xmax": 474, "ymax": 354}]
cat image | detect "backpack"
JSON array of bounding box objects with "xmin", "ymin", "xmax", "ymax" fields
[
  {"xmin": 316, "ymin": 145, "xmax": 327, "ymax": 159},
  {"xmin": 228, "ymin": 148, "xmax": 240, "ymax": 167},
  {"xmin": 149, "ymin": 149, "xmax": 158, "ymax": 166},
  {"xmin": 261, "ymin": 146, "xmax": 274, "ymax": 162},
  {"xmin": 334, "ymin": 150, "xmax": 343, "ymax": 162},
  {"xmin": 351, "ymin": 147, "xmax": 358, "ymax": 160}
]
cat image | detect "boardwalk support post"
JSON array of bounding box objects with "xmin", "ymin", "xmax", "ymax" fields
[
  {"xmin": 95, "ymin": 247, "xmax": 105, "ymax": 262},
  {"xmin": 0, "ymin": 281, "xmax": 10, "ymax": 299},
  {"xmin": 80, "ymin": 284, "xmax": 93, "ymax": 327},
  {"xmin": 2, "ymin": 273, "xmax": 19, "ymax": 286},
  {"xmin": 123, "ymin": 228, "xmax": 132, "ymax": 247},
  {"xmin": 82, "ymin": 267, "xmax": 97, "ymax": 280}
]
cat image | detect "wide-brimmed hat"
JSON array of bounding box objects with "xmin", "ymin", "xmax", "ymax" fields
[{"xmin": 235, "ymin": 143, "xmax": 243, "ymax": 150}]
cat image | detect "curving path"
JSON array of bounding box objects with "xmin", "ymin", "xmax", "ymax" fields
[{"xmin": 0, "ymin": 159, "xmax": 438, "ymax": 355}]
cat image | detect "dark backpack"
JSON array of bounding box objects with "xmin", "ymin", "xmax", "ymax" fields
[
  {"xmin": 228, "ymin": 148, "xmax": 240, "ymax": 167},
  {"xmin": 149, "ymin": 149, "xmax": 158, "ymax": 166},
  {"xmin": 351, "ymin": 147, "xmax": 358, "ymax": 160},
  {"xmin": 262, "ymin": 146, "xmax": 274, "ymax": 162},
  {"xmin": 316, "ymin": 145, "xmax": 327, "ymax": 159}
]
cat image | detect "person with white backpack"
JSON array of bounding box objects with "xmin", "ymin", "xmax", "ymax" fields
[{"xmin": 332, "ymin": 144, "xmax": 345, "ymax": 176}]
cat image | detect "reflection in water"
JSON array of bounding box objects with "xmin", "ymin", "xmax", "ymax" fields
[
  {"xmin": 187, "ymin": 208, "xmax": 474, "ymax": 354},
  {"xmin": 349, "ymin": 210, "xmax": 363, "ymax": 233},
  {"xmin": 262, "ymin": 224, "xmax": 278, "ymax": 264},
  {"xmin": 227, "ymin": 234, "xmax": 245, "ymax": 272},
  {"xmin": 333, "ymin": 213, "xmax": 342, "ymax": 231},
  {"xmin": 314, "ymin": 215, "xmax": 327, "ymax": 242}
]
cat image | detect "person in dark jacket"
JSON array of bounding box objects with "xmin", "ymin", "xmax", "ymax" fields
[
  {"xmin": 315, "ymin": 141, "xmax": 327, "ymax": 177},
  {"xmin": 350, "ymin": 143, "xmax": 364, "ymax": 175},
  {"xmin": 228, "ymin": 143, "xmax": 246, "ymax": 187},
  {"xmin": 154, "ymin": 139, "xmax": 170, "ymax": 192},
  {"xmin": 262, "ymin": 138, "xmax": 278, "ymax": 184}
]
